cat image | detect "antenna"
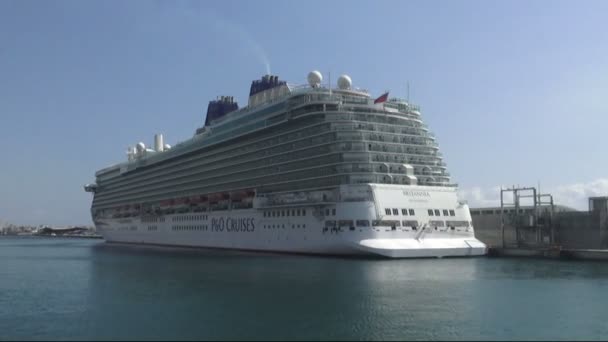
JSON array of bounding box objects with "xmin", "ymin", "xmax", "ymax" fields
[
  {"xmin": 407, "ymin": 81, "xmax": 410, "ymax": 102},
  {"xmin": 328, "ymin": 71, "xmax": 332, "ymax": 96}
]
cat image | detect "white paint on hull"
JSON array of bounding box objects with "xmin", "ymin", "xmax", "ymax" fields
[{"xmin": 94, "ymin": 185, "xmax": 488, "ymax": 258}]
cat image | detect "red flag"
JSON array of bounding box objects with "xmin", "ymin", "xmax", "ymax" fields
[{"xmin": 374, "ymin": 91, "xmax": 389, "ymax": 104}]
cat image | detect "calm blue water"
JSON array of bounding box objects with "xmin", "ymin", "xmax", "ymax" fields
[{"xmin": 1, "ymin": 237, "xmax": 608, "ymax": 341}]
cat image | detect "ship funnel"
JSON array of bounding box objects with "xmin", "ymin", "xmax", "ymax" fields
[{"xmin": 154, "ymin": 134, "xmax": 164, "ymax": 152}]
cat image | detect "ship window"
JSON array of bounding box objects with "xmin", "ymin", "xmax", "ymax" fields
[
  {"xmin": 302, "ymin": 209, "xmax": 306, "ymax": 216},
  {"xmin": 332, "ymin": 208, "xmax": 336, "ymax": 216},
  {"xmin": 296, "ymin": 209, "xmax": 301, "ymax": 216},
  {"xmin": 446, "ymin": 220, "xmax": 469, "ymax": 227},
  {"xmin": 392, "ymin": 208, "xmax": 399, "ymax": 215},
  {"xmin": 434, "ymin": 209, "xmax": 441, "ymax": 216},
  {"xmin": 402, "ymin": 209, "xmax": 408, "ymax": 216},
  {"xmin": 385, "ymin": 208, "xmax": 391, "ymax": 215},
  {"xmin": 443, "ymin": 210, "xmax": 449, "ymax": 216},
  {"xmin": 326, "ymin": 209, "xmax": 330, "ymax": 216},
  {"xmin": 292, "ymin": 210, "xmax": 295, "ymax": 216},
  {"xmin": 428, "ymin": 209, "xmax": 434, "ymax": 216},
  {"xmin": 356, "ymin": 220, "xmax": 370, "ymax": 227},
  {"xmin": 282, "ymin": 211, "xmax": 285, "ymax": 217},
  {"xmin": 286, "ymin": 210, "xmax": 290, "ymax": 217},
  {"xmin": 450, "ymin": 210, "xmax": 456, "ymax": 216},
  {"xmin": 430, "ymin": 220, "xmax": 445, "ymax": 227},
  {"xmin": 403, "ymin": 220, "xmax": 418, "ymax": 227}
]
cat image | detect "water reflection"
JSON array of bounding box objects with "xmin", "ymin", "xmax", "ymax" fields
[
  {"xmin": 84, "ymin": 243, "xmax": 489, "ymax": 340},
  {"xmin": 2, "ymin": 238, "xmax": 608, "ymax": 340}
]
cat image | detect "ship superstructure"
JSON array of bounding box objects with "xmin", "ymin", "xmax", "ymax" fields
[{"xmin": 84, "ymin": 71, "xmax": 486, "ymax": 258}]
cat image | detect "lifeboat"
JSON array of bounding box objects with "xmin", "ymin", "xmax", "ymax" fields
[
  {"xmin": 208, "ymin": 193, "xmax": 226, "ymax": 203},
  {"xmin": 190, "ymin": 195, "xmax": 208, "ymax": 204},
  {"xmin": 231, "ymin": 191, "xmax": 248, "ymax": 201},
  {"xmin": 231, "ymin": 189, "xmax": 255, "ymax": 200}
]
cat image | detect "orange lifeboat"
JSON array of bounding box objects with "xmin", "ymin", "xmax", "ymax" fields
[
  {"xmin": 231, "ymin": 190, "xmax": 255, "ymax": 201},
  {"xmin": 209, "ymin": 193, "xmax": 226, "ymax": 203},
  {"xmin": 160, "ymin": 199, "xmax": 173, "ymax": 207},
  {"xmin": 231, "ymin": 191, "xmax": 248, "ymax": 201}
]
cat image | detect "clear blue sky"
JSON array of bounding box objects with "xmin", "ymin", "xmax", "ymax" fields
[{"xmin": 1, "ymin": 0, "xmax": 607, "ymax": 226}]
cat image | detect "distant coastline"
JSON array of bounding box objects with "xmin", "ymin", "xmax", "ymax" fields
[{"xmin": 0, "ymin": 224, "xmax": 101, "ymax": 239}]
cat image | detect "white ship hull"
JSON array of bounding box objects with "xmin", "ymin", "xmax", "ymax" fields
[{"xmin": 94, "ymin": 185, "xmax": 487, "ymax": 258}]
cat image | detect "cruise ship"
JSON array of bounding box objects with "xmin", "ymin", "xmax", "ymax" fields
[{"xmin": 84, "ymin": 71, "xmax": 487, "ymax": 258}]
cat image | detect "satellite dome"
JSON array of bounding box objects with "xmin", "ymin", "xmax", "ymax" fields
[
  {"xmin": 136, "ymin": 142, "xmax": 146, "ymax": 153},
  {"xmin": 307, "ymin": 70, "xmax": 323, "ymax": 88},
  {"xmin": 164, "ymin": 144, "xmax": 171, "ymax": 150},
  {"xmin": 337, "ymin": 74, "xmax": 352, "ymax": 90}
]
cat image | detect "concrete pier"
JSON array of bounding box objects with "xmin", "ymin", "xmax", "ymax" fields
[
  {"xmin": 488, "ymin": 247, "xmax": 608, "ymax": 261},
  {"xmin": 473, "ymin": 188, "xmax": 608, "ymax": 261},
  {"xmin": 488, "ymin": 247, "xmax": 561, "ymax": 259}
]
